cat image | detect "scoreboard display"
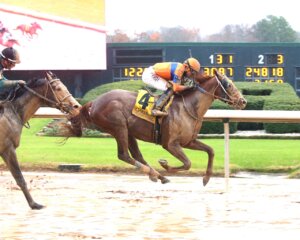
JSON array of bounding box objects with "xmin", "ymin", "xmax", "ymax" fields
[
  {"xmin": 244, "ymin": 54, "xmax": 284, "ymax": 83},
  {"xmin": 104, "ymin": 43, "xmax": 300, "ymax": 95},
  {"xmin": 202, "ymin": 53, "xmax": 235, "ymax": 77}
]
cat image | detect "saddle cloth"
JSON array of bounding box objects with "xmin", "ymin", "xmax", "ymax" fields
[{"xmin": 132, "ymin": 90, "xmax": 173, "ymax": 124}]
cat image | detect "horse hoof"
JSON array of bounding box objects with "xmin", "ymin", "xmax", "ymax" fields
[
  {"xmin": 149, "ymin": 175, "xmax": 158, "ymax": 182},
  {"xmin": 161, "ymin": 177, "xmax": 170, "ymax": 184},
  {"xmin": 31, "ymin": 202, "xmax": 45, "ymax": 210},
  {"xmin": 203, "ymin": 176, "xmax": 210, "ymax": 186},
  {"xmin": 158, "ymin": 159, "xmax": 168, "ymax": 170}
]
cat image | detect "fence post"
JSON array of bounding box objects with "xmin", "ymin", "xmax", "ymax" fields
[{"xmin": 223, "ymin": 118, "xmax": 230, "ymax": 190}]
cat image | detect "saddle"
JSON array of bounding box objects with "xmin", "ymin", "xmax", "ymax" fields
[{"xmin": 132, "ymin": 90, "xmax": 174, "ymax": 143}]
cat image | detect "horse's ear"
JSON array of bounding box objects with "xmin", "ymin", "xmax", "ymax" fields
[
  {"xmin": 45, "ymin": 71, "xmax": 54, "ymax": 80},
  {"xmin": 214, "ymin": 69, "xmax": 222, "ymax": 78}
]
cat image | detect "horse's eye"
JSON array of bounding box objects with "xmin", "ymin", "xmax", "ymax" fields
[{"xmin": 227, "ymin": 83, "xmax": 233, "ymax": 89}]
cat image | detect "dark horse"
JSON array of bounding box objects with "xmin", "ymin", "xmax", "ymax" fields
[
  {"xmin": 79, "ymin": 70, "xmax": 247, "ymax": 185},
  {"xmin": 0, "ymin": 72, "xmax": 81, "ymax": 209}
]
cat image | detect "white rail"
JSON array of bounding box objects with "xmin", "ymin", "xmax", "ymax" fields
[
  {"xmin": 204, "ymin": 109, "xmax": 300, "ymax": 123},
  {"xmin": 203, "ymin": 110, "xmax": 300, "ymax": 180},
  {"xmin": 33, "ymin": 107, "xmax": 66, "ymax": 118},
  {"xmin": 34, "ymin": 108, "xmax": 300, "ymax": 123}
]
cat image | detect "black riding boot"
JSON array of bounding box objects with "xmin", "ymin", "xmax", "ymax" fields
[{"xmin": 151, "ymin": 88, "xmax": 174, "ymax": 117}]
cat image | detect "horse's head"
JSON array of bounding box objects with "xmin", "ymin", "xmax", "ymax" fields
[
  {"xmin": 43, "ymin": 71, "xmax": 81, "ymax": 116},
  {"xmin": 32, "ymin": 22, "xmax": 42, "ymax": 30},
  {"xmin": 23, "ymin": 71, "xmax": 82, "ymax": 136},
  {"xmin": 213, "ymin": 70, "xmax": 247, "ymax": 109},
  {"xmin": 194, "ymin": 70, "xmax": 247, "ymax": 109}
]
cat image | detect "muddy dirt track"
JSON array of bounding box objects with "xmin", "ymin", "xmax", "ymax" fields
[{"xmin": 0, "ymin": 171, "xmax": 300, "ymax": 240}]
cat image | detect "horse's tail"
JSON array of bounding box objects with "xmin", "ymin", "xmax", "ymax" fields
[
  {"xmin": 80, "ymin": 101, "xmax": 92, "ymax": 125},
  {"xmin": 64, "ymin": 102, "xmax": 92, "ymax": 138}
]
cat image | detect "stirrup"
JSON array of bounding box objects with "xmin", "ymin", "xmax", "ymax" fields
[{"xmin": 151, "ymin": 109, "xmax": 168, "ymax": 117}]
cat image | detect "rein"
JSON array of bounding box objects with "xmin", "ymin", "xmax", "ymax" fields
[
  {"xmin": 180, "ymin": 94, "xmax": 200, "ymax": 121},
  {"xmin": 180, "ymin": 75, "xmax": 239, "ymax": 120},
  {"xmin": 24, "ymin": 79, "xmax": 73, "ymax": 113},
  {"xmin": 24, "ymin": 85, "xmax": 57, "ymax": 105},
  {"xmin": 196, "ymin": 78, "xmax": 235, "ymax": 105}
]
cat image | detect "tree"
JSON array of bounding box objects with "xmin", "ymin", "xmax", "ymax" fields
[
  {"xmin": 134, "ymin": 31, "xmax": 162, "ymax": 42},
  {"xmin": 107, "ymin": 29, "xmax": 131, "ymax": 43},
  {"xmin": 252, "ymin": 15, "xmax": 297, "ymax": 42},
  {"xmin": 159, "ymin": 26, "xmax": 201, "ymax": 42},
  {"xmin": 127, "ymin": 26, "xmax": 201, "ymax": 42},
  {"xmin": 106, "ymin": 16, "xmax": 299, "ymax": 43},
  {"xmin": 204, "ymin": 24, "xmax": 256, "ymax": 42}
]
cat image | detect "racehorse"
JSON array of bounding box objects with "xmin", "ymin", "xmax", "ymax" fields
[
  {"xmin": 0, "ymin": 72, "xmax": 81, "ymax": 209},
  {"xmin": 79, "ymin": 70, "xmax": 247, "ymax": 185},
  {"xmin": 15, "ymin": 22, "xmax": 42, "ymax": 38}
]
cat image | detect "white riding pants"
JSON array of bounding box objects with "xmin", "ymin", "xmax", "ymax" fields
[{"xmin": 142, "ymin": 66, "xmax": 168, "ymax": 91}]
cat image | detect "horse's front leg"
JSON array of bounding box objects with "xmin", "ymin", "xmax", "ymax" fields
[
  {"xmin": 2, "ymin": 147, "xmax": 44, "ymax": 209},
  {"xmin": 184, "ymin": 139, "xmax": 215, "ymax": 186}
]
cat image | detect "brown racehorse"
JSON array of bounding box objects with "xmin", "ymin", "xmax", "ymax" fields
[
  {"xmin": 15, "ymin": 22, "xmax": 42, "ymax": 38},
  {"xmin": 79, "ymin": 70, "xmax": 247, "ymax": 185},
  {"xmin": 0, "ymin": 72, "xmax": 81, "ymax": 209}
]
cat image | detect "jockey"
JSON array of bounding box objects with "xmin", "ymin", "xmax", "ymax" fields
[
  {"xmin": 0, "ymin": 47, "xmax": 26, "ymax": 88},
  {"xmin": 142, "ymin": 57, "xmax": 201, "ymax": 117}
]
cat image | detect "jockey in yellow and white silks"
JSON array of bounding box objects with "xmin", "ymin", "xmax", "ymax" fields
[{"xmin": 142, "ymin": 57, "xmax": 201, "ymax": 117}]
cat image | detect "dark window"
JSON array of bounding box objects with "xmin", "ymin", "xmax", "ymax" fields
[
  {"xmin": 114, "ymin": 49, "xmax": 163, "ymax": 65},
  {"xmin": 295, "ymin": 67, "xmax": 300, "ymax": 78}
]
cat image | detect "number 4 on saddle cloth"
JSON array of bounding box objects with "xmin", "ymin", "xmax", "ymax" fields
[{"xmin": 132, "ymin": 90, "xmax": 174, "ymax": 124}]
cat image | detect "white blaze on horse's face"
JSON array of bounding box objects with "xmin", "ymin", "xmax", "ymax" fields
[
  {"xmin": 223, "ymin": 76, "xmax": 247, "ymax": 110},
  {"xmin": 46, "ymin": 75, "xmax": 81, "ymax": 116}
]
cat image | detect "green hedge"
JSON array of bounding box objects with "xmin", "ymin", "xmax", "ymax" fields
[
  {"xmin": 236, "ymin": 82, "xmax": 300, "ymax": 133},
  {"xmin": 263, "ymin": 102, "xmax": 300, "ymax": 133},
  {"xmin": 82, "ymin": 80, "xmax": 145, "ymax": 104},
  {"xmin": 82, "ymin": 80, "xmax": 300, "ymax": 134}
]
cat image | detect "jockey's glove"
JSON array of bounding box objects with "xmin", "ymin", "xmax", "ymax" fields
[
  {"xmin": 18, "ymin": 80, "xmax": 26, "ymax": 86},
  {"xmin": 183, "ymin": 77, "xmax": 195, "ymax": 87}
]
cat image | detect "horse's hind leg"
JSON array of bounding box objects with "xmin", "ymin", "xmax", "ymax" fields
[
  {"xmin": 128, "ymin": 135, "xmax": 149, "ymax": 166},
  {"xmin": 113, "ymin": 128, "xmax": 169, "ymax": 184},
  {"xmin": 184, "ymin": 139, "xmax": 214, "ymax": 186},
  {"xmin": 128, "ymin": 135, "xmax": 169, "ymax": 184},
  {"xmin": 2, "ymin": 148, "xmax": 44, "ymax": 209},
  {"xmin": 160, "ymin": 142, "xmax": 192, "ymax": 173}
]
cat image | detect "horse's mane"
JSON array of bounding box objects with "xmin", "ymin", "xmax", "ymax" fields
[
  {"xmin": 173, "ymin": 72, "xmax": 216, "ymax": 98},
  {"xmin": 0, "ymin": 77, "xmax": 46, "ymax": 101},
  {"xmin": 194, "ymin": 72, "xmax": 214, "ymax": 84}
]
